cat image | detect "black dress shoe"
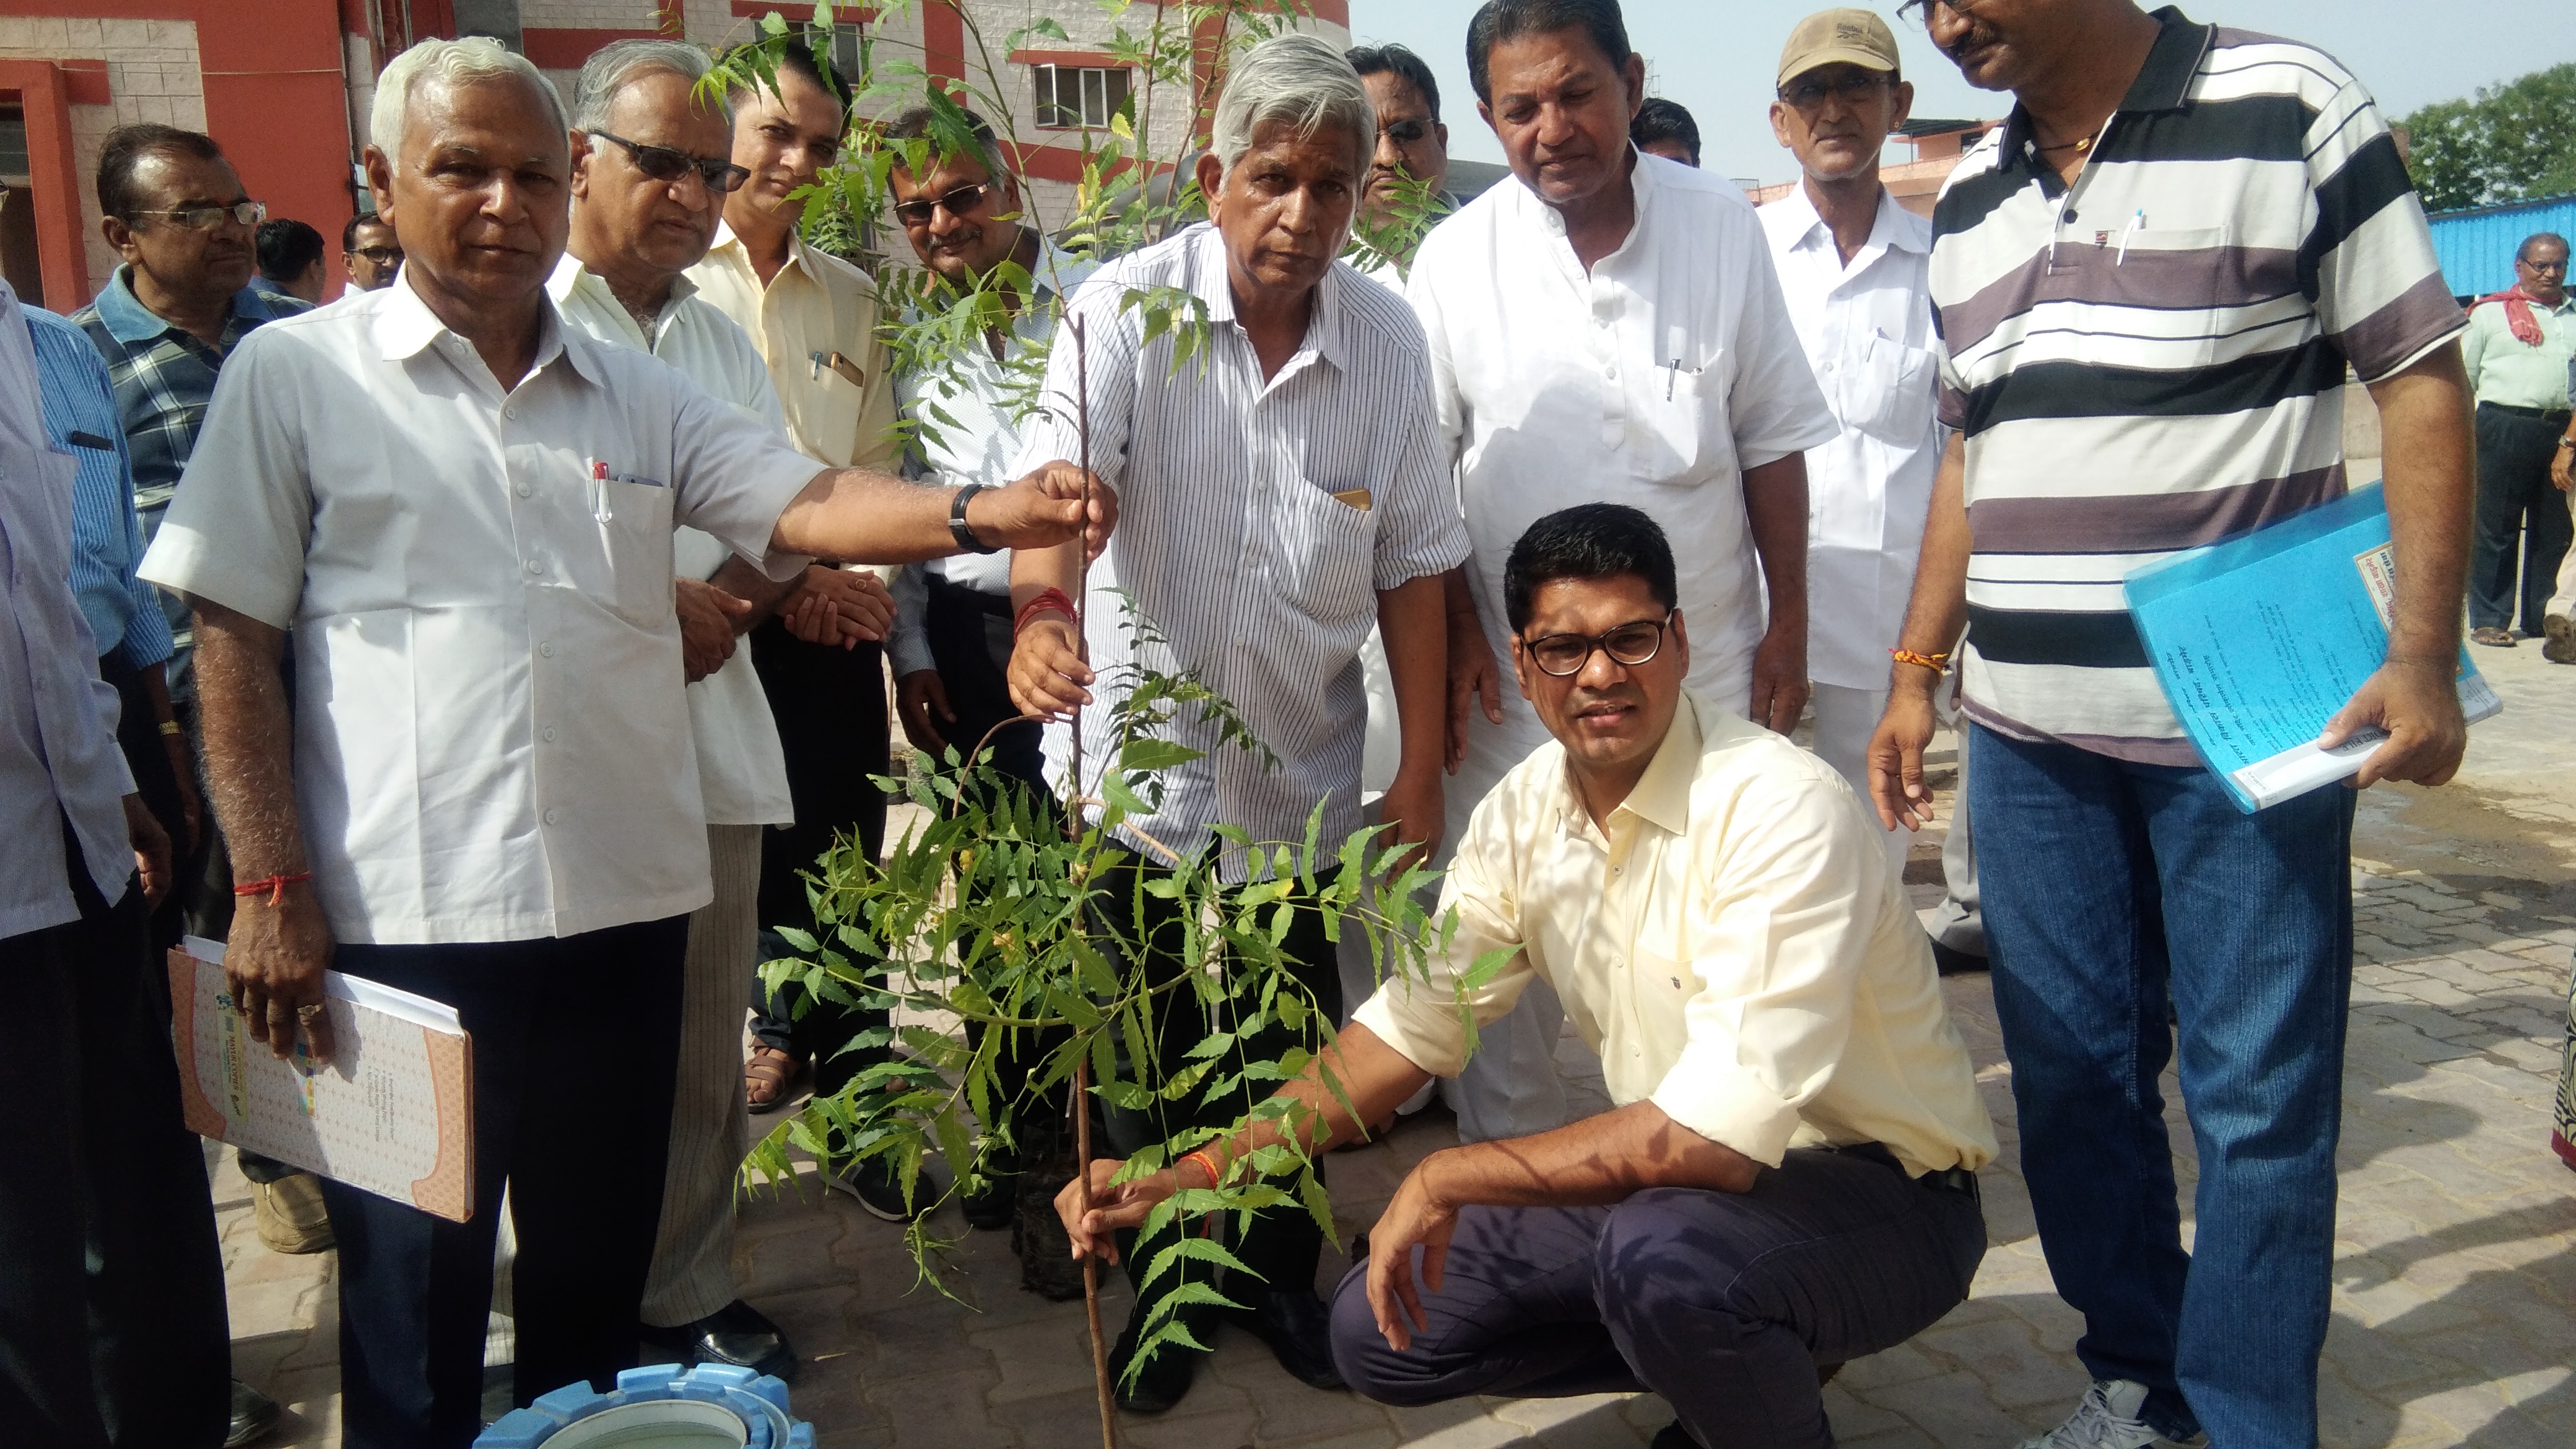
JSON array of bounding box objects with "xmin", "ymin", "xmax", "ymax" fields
[
  {"xmin": 643, "ymin": 1299, "xmax": 798, "ymax": 1382},
  {"xmin": 225, "ymin": 1380, "xmax": 281, "ymax": 1449},
  {"xmin": 961, "ymin": 1141, "xmax": 1020, "ymax": 1232},
  {"xmin": 1234, "ymin": 1287, "xmax": 1345, "ymax": 1391},
  {"xmin": 1108, "ymin": 1298, "xmax": 1204, "ymax": 1414},
  {"xmin": 1928, "ymin": 939, "xmax": 1988, "ymax": 977}
]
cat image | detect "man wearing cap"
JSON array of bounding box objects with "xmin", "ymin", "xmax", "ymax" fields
[
  {"xmin": 1406, "ymin": 0, "xmax": 1837, "ymax": 1146},
  {"xmin": 1757, "ymin": 10, "xmax": 1939, "ymax": 885}
]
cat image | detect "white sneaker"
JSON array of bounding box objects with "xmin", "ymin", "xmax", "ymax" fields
[{"xmin": 2015, "ymin": 1380, "xmax": 2205, "ymax": 1448}]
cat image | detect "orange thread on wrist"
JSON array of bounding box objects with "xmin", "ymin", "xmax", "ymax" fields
[
  {"xmin": 233, "ymin": 872, "xmax": 311, "ymax": 907},
  {"xmin": 1890, "ymin": 648, "xmax": 1950, "ymax": 672},
  {"xmin": 1180, "ymin": 1147, "xmax": 1225, "ymax": 1189}
]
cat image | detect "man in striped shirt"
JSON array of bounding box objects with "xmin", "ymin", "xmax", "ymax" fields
[{"xmin": 1869, "ymin": 5, "xmax": 2474, "ymax": 1447}]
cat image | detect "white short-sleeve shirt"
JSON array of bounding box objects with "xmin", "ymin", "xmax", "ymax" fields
[
  {"xmin": 1407, "ymin": 153, "xmax": 1837, "ymax": 844},
  {"xmin": 137, "ymin": 279, "xmax": 821, "ymax": 944}
]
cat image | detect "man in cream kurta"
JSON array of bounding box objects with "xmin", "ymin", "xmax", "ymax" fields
[{"xmin": 550, "ymin": 38, "xmax": 799, "ymax": 1380}]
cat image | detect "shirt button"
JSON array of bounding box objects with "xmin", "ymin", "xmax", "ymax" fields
[
  {"xmin": 526, "ymin": 559, "xmax": 544, "ymax": 574},
  {"xmin": 504, "ymin": 405, "xmax": 520, "ymax": 420},
  {"xmin": 515, "ymin": 482, "xmax": 533, "ymax": 498},
  {"xmin": 543, "ymin": 808, "xmax": 562, "ymax": 825},
  {"xmin": 542, "ymin": 726, "xmax": 558, "ymax": 742},
  {"xmin": 539, "ymin": 640, "xmax": 555, "ymax": 657}
]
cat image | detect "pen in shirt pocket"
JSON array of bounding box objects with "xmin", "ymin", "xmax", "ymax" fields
[
  {"xmin": 2117, "ymin": 209, "xmax": 2144, "ymax": 265},
  {"xmin": 586, "ymin": 458, "xmax": 610, "ymax": 523}
]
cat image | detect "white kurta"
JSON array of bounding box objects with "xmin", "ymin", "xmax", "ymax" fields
[
  {"xmin": 1756, "ymin": 185, "xmax": 1943, "ymax": 691},
  {"xmin": 549, "ymin": 256, "xmax": 797, "ymax": 830},
  {"xmin": 1406, "ymin": 150, "xmax": 1837, "ymax": 846}
]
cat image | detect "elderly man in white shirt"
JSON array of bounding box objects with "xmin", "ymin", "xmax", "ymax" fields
[
  {"xmin": 1756, "ymin": 10, "xmax": 1942, "ymax": 882},
  {"xmin": 1057, "ymin": 505, "xmax": 1995, "ymax": 1449},
  {"xmin": 545, "ymin": 38, "xmax": 827, "ymax": 1384},
  {"xmin": 1008, "ymin": 33, "xmax": 1471, "ymax": 1417},
  {"xmin": 137, "ymin": 38, "xmax": 1108, "ymax": 1447},
  {"xmin": 1406, "ymin": 0, "xmax": 1837, "ymax": 1145}
]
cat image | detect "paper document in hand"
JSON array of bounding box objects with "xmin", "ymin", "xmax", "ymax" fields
[
  {"xmin": 2123, "ymin": 483, "xmax": 2501, "ymax": 814},
  {"xmin": 167, "ymin": 939, "xmax": 476, "ymax": 1221}
]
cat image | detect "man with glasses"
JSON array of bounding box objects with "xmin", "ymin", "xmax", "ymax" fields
[
  {"xmin": 1756, "ymin": 10, "xmax": 1938, "ymax": 886},
  {"xmin": 871, "ymin": 103, "xmax": 1095, "ymax": 1229},
  {"xmin": 1347, "ymin": 43, "xmax": 1451, "ymax": 274},
  {"xmin": 549, "ymin": 37, "xmax": 829, "ymax": 1385},
  {"xmin": 342, "ymin": 213, "xmax": 402, "ymax": 292},
  {"xmin": 1406, "ymin": 0, "xmax": 1835, "ymax": 1148},
  {"xmin": 2462, "ymin": 232, "xmax": 2573, "ymax": 649},
  {"xmin": 1056, "ymin": 503, "xmax": 1995, "ymax": 1449},
  {"xmin": 1871, "ymin": 4, "xmax": 2474, "ymax": 1446}
]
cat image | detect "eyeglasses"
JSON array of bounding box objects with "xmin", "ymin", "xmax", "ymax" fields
[
  {"xmin": 2522, "ymin": 257, "xmax": 2570, "ymax": 274},
  {"xmin": 1521, "ymin": 616, "xmax": 1671, "ymax": 677},
  {"xmin": 586, "ymin": 131, "xmax": 752, "ymax": 194},
  {"xmin": 1779, "ymin": 73, "xmax": 1893, "ymax": 110},
  {"xmin": 1380, "ymin": 119, "xmax": 1432, "ymax": 145},
  {"xmin": 1897, "ymin": 0, "xmax": 1983, "ymax": 21},
  {"xmin": 351, "ymin": 246, "xmax": 404, "ymax": 268},
  {"xmin": 890, "ymin": 180, "xmax": 996, "ymax": 228},
  {"xmin": 128, "ymin": 200, "xmax": 266, "ymax": 230}
]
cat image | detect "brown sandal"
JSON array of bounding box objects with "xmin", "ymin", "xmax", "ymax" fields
[{"xmin": 745, "ymin": 1045, "xmax": 801, "ymax": 1113}]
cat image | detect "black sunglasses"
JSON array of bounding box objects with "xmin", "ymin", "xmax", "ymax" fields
[
  {"xmin": 1380, "ymin": 119, "xmax": 1432, "ymax": 145},
  {"xmin": 587, "ymin": 131, "xmax": 751, "ymax": 194},
  {"xmin": 890, "ymin": 181, "xmax": 997, "ymax": 228}
]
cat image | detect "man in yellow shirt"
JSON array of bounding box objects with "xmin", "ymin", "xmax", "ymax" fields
[{"xmin": 1058, "ymin": 504, "xmax": 1995, "ymax": 1449}]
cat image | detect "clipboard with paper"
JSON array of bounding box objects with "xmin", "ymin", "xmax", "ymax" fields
[
  {"xmin": 167, "ymin": 938, "xmax": 477, "ymax": 1221},
  {"xmin": 2121, "ymin": 482, "xmax": 2502, "ymax": 814}
]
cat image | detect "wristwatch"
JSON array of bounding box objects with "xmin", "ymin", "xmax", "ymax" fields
[{"xmin": 949, "ymin": 482, "xmax": 1000, "ymax": 554}]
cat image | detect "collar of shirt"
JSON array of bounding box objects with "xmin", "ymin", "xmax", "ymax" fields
[
  {"xmin": 1495, "ymin": 143, "xmax": 1666, "ymax": 276},
  {"xmin": 1767, "ymin": 183, "xmax": 1927, "ymax": 276},
  {"xmin": 373, "ymin": 269, "xmax": 596, "ymax": 389},
  {"xmin": 1993, "ymin": 5, "xmax": 2213, "ymax": 193},
  {"xmin": 546, "ymin": 251, "xmax": 703, "ymax": 355},
  {"xmin": 1551, "ymin": 693, "xmax": 1699, "ymax": 857},
  {"xmin": 1189, "ymin": 223, "xmax": 1353, "ymax": 377},
  {"xmin": 91, "ymin": 264, "xmax": 299, "ymax": 349}
]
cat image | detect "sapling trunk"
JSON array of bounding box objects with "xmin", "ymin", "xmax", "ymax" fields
[{"xmin": 1064, "ymin": 316, "xmax": 1118, "ymax": 1449}]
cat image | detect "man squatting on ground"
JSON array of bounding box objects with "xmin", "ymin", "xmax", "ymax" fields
[
  {"xmin": 137, "ymin": 36, "xmax": 1110, "ymax": 1448},
  {"xmin": 1058, "ymin": 505, "xmax": 1997, "ymax": 1449}
]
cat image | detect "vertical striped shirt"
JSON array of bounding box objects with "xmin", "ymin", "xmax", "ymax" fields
[
  {"xmin": 26, "ymin": 305, "xmax": 173, "ymax": 669},
  {"xmin": 1930, "ymin": 6, "xmax": 2465, "ymax": 762},
  {"xmin": 1015, "ymin": 224, "xmax": 1470, "ymax": 879}
]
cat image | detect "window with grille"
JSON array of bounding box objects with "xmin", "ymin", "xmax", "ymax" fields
[{"xmin": 1032, "ymin": 64, "xmax": 1130, "ymax": 129}]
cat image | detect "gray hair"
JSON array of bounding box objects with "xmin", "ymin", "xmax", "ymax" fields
[
  {"xmin": 370, "ymin": 37, "xmax": 565, "ymax": 160},
  {"xmin": 571, "ymin": 40, "xmax": 729, "ymax": 134},
  {"xmin": 1209, "ymin": 33, "xmax": 1375, "ymax": 175}
]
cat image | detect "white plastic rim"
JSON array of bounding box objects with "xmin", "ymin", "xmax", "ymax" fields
[{"xmin": 536, "ymin": 1400, "xmax": 750, "ymax": 1449}]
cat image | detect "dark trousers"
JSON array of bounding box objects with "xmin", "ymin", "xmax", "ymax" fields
[
  {"xmin": 1971, "ymin": 724, "xmax": 2356, "ymax": 1447},
  {"xmin": 0, "ymin": 837, "xmax": 229, "ymax": 1449},
  {"xmin": 1103, "ymin": 863, "xmax": 1343, "ymax": 1308},
  {"xmin": 920, "ymin": 575, "xmax": 1043, "ymax": 785},
  {"xmin": 2469, "ymin": 403, "xmax": 2575, "ymax": 632},
  {"xmin": 746, "ymin": 622, "xmax": 891, "ymax": 1097},
  {"xmin": 321, "ymin": 918, "xmax": 686, "ymax": 1449},
  {"xmin": 1329, "ymin": 1147, "xmax": 1986, "ymax": 1449}
]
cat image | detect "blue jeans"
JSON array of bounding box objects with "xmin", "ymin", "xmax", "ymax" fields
[{"xmin": 1970, "ymin": 726, "xmax": 2355, "ymax": 1448}]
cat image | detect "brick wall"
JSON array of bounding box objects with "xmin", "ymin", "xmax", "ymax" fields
[{"xmin": 0, "ymin": 15, "xmax": 207, "ymax": 296}]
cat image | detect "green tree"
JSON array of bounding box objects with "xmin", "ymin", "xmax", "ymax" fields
[{"xmin": 2399, "ymin": 62, "xmax": 2576, "ymax": 212}]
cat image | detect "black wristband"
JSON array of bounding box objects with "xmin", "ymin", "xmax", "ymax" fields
[{"xmin": 949, "ymin": 483, "xmax": 999, "ymax": 554}]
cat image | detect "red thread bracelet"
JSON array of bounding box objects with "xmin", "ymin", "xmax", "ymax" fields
[
  {"xmin": 233, "ymin": 872, "xmax": 311, "ymax": 907},
  {"xmin": 1180, "ymin": 1147, "xmax": 1225, "ymax": 1189},
  {"xmin": 1014, "ymin": 587, "xmax": 1079, "ymax": 638}
]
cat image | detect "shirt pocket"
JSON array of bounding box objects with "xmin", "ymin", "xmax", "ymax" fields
[
  {"xmin": 1843, "ymin": 333, "xmax": 1938, "ymax": 445},
  {"xmin": 1271, "ymin": 476, "xmax": 1380, "ymax": 628},
  {"xmin": 1635, "ymin": 347, "xmax": 1736, "ymax": 487},
  {"xmin": 2079, "ymin": 224, "xmax": 2237, "ymax": 367},
  {"xmin": 793, "ymin": 352, "xmax": 869, "ymax": 464},
  {"xmin": 563, "ymin": 456, "xmax": 677, "ymax": 627}
]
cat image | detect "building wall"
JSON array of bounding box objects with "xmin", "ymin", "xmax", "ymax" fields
[{"xmin": 0, "ymin": 1, "xmax": 358, "ymax": 307}]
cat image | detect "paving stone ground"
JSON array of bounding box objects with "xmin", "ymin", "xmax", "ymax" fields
[{"xmin": 216, "ymin": 645, "xmax": 2575, "ymax": 1448}]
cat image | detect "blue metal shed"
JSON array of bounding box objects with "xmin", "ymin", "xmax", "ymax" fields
[{"xmin": 2426, "ymin": 192, "xmax": 2576, "ymax": 298}]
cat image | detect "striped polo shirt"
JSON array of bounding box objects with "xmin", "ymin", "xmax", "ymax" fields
[{"xmin": 1930, "ymin": 6, "xmax": 2465, "ymax": 763}]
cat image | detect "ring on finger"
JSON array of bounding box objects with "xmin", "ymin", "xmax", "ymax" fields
[{"xmin": 296, "ymin": 1002, "xmax": 326, "ymax": 1022}]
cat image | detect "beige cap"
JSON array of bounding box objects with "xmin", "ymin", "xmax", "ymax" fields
[{"xmin": 1777, "ymin": 8, "xmax": 1901, "ymax": 87}]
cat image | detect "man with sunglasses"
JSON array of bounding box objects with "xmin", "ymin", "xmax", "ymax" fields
[
  {"xmin": 1871, "ymin": 4, "xmax": 2474, "ymax": 1446},
  {"xmin": 1056, "ymin": 503, "xmax": 1995, "ymax": 1449},
  {"xmin": 549, "ymin": 37, "xmax": 858, "ymax": 1385},
  {"xmin": 1756, "ymin": 10, "xmax": 1938, "ymax": 887}
]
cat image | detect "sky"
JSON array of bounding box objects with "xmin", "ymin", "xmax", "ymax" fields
[{"xmin": 1346, "ymin": 1, "xmax": 2573, "ymax": 188}]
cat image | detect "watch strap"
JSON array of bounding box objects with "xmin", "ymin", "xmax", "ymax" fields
[{"xmin": 949, "ymin": 482, "xmax": 999, "ymax": 554}]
